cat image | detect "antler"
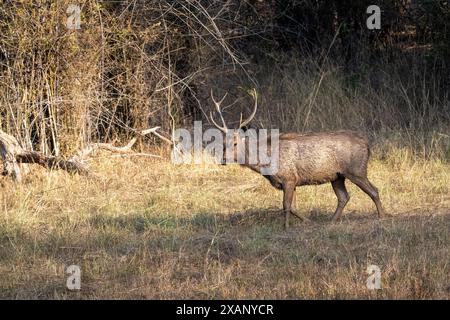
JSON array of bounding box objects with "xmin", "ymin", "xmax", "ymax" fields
[
  {"xmin": 239, "ymin": 88, "xmax": 257, "ymax": 129},
  {"xmin": 209, "ymin": 89, "xmax": 228, "ymax": 133},
  {"xmin": 209, "ymin": 88, "xmax": 258, "ymax": 132}
]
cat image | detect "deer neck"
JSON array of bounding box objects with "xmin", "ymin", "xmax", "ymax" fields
[{"xmin": 239, "ymin": 136, "xmax": 276, "ymax": 176}]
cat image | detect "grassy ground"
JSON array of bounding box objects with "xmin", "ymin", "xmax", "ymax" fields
[{"xmin": 0, "ymin": 151, "xmax": 449, "ymax": 299}]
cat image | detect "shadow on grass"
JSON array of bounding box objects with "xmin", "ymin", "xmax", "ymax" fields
[
  {"xmin": 87, "ymin": 207, "xmax": 390, "ymax": 233},
  {"xmin": 227, "ymin": 207, "xmax": 384, "ymax": 226},
  {"xmin": 1, "ymin": 209, "xmax": 449, "ymax": 299}
]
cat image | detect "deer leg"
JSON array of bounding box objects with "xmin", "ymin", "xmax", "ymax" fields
[
  {"xmin": 282, "ymin": 183, "xmax": 295, "ymax": 230},
  {"xmin": 331, "ymin": 177, "xmax": 350, "ymax": 221},
  {"xmin": 290, "ymin": 210, "xmax": 309, "ymax": 222},
  {"xmin": 347, "ymin": 175, "xmax": 384, "ymax": 218},
  {"xmin": 292, "ymin": 188, "xmax": 296, "ymax": 210},
  {"xmin": 290, "ymin": 188, "xmax": 310, "ymax": 222},
  {"xmin": 282, "ymin": 183, "xmax": 307, "ymax": 229}
]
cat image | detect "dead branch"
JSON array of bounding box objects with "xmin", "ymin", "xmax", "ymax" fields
[
  {"xmin": 141, "ymin": 127, "xmax": 174, "ymax": 145},
  {"xmin": 0, "ymin": 130, "xmax": 23, "ymax": 182},
  {"xmin": 72, "ymin": 127, "xmax": 164, "ymax": 162},
  {"xmin": 0, "ymin": 127, "xmax": 164, "ymax": 182},
  {"xmin": 0, "ymin": 129, "xmax": 88, "ymax": 182}
]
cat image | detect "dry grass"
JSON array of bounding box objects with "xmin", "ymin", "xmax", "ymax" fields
[
  {"xmin": 0, "ymin": 150, "xmax": 449, "ymax": 299},
  {"xmin": 1, "ymin": 1, "xmax": 448, "ymax": 300}
]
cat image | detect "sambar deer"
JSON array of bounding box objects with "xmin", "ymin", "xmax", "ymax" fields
[{"xmin": 210, "ymin": 89, "xmax": 384, "ymax": 229}]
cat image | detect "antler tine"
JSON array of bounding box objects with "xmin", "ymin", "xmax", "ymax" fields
[
  {"xmin": 210, "ymin": 89, "xmax": 228, "ymax": 133},
  {"xmin": 239, "ymin": 88, "xmax": 258, "ymax": 129},
  {"xmin": 209, "ymin": 111, "xmax": 228, "ymax": 133},
  {"xmin": 211, "ymin": 89, "xmax": 228, "ymax": 110}
]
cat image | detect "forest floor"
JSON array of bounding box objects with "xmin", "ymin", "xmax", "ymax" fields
[{"xmin": 0, "ymin": 151, "xmax": 449, "ymax": 299}]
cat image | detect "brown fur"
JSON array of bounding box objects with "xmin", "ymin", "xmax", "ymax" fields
[{"xmin": 231, "ymin": 130, "xmax": 384, "ymax": 229}]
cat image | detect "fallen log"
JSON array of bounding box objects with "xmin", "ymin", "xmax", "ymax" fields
[{"xmin": 0, "ymin": 127, "xmax": 163, "ymax": 182}]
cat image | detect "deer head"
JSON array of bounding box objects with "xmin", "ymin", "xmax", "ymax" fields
[{"xmin": 209, "ymin": 89, "xmax": 258, "ymax": 164}]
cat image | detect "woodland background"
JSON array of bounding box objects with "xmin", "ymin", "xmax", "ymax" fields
[
  {"xmin": 0, "ymin": 0, "xmax": 449, "ymax": 299},
  {"xmin": 0, "ymin": 0, "xmax": 449, "ymax": 158}
]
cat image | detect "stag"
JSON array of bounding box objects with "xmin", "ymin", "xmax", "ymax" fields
[{"xmin": 210, "ymin": 89, "xmax": 384, "ymax": 229}]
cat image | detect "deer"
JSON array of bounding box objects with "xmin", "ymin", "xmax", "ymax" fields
[{"xmin": 209, "ymin": 89, "xmax": 385, "ymax": 229}]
